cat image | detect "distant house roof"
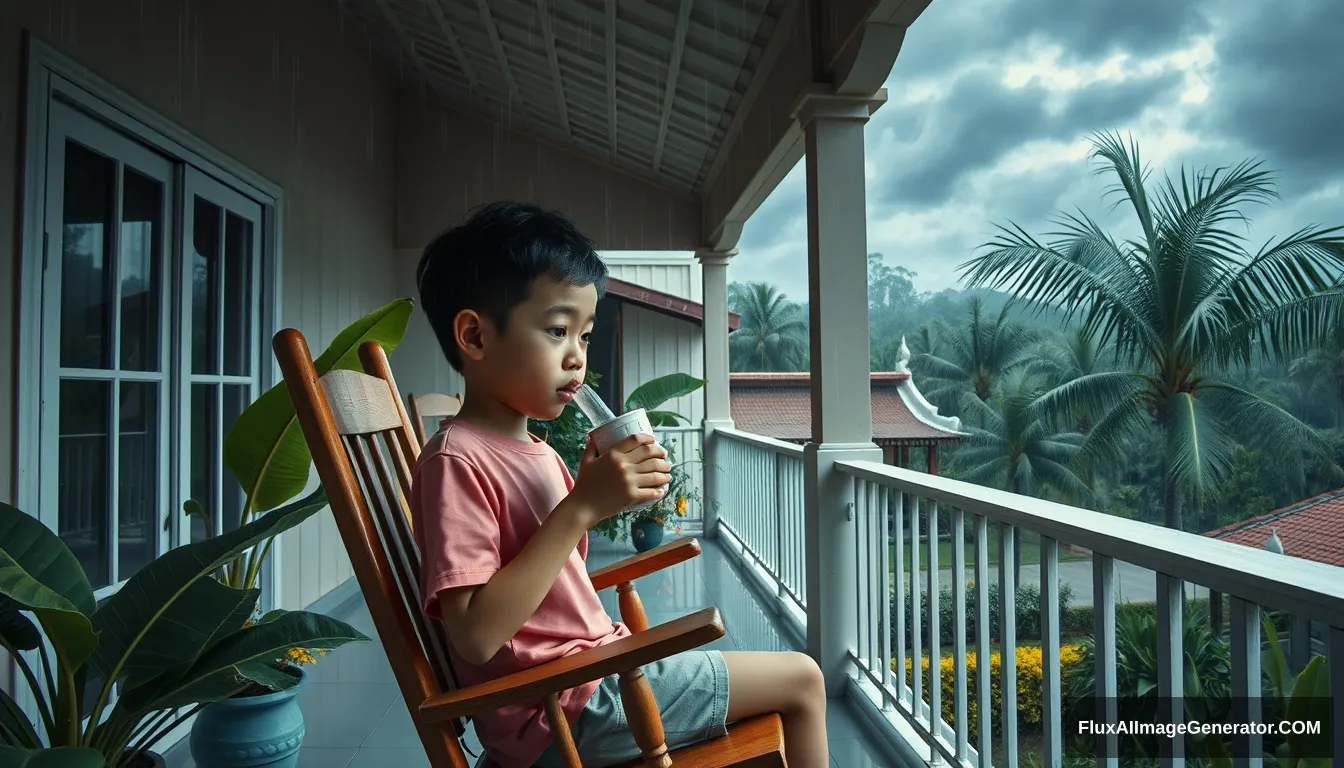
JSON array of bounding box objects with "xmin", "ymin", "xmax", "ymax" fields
[
  {"xmin": 1204, "ymin": 489, "xmax": 1344, "ymax": 568},
  {"xmin": 729, "ymin": 338, "xmax": 965, "ymax": 445},
  {"xmin": 604, "ymin": 277, "xmax": 740, "ymax": 331}
]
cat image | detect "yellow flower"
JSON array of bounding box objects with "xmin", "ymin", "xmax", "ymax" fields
[{"xmin": 675, "ymin": 496, "xmax": 687, "ymax": 516}]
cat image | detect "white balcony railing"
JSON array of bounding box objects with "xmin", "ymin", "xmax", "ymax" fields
[{"xmin": 713, "ymin": 428, "xmax": 1344, "ymax": 767}]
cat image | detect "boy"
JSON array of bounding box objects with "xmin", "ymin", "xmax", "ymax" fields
[{"xmin": 412, "ymin": 201, "xmax": 828, "ymax": 768}]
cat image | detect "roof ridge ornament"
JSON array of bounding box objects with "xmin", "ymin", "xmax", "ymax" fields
[{"xmin": 895, "ymin": 335, "xmax": 912, "ymax": 373}]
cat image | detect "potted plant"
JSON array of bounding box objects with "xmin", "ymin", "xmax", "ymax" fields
[
  {"xmin": 180, "ymin": 299, "xmax": 414, "ymax": 767},
  {"xmin": 589, "ymin": 443, "xmax": 719, "ymax": 552},
  {"xmin": 0, "ymin": 489, "xmax": 366, "ymax": 768}
]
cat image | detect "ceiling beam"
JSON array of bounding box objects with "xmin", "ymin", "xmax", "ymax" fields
[
  {"xmin": 536, "ymin": 0, "xmax": 572, "ymax": 140},
  {"xmin": 372, "ymin": 0, "xmax": 443, "ymax": 91},
  {"xmin": 653, "ymin": 0, "xmax": 694, "ymax": 174},
  {"xmin": 606, "ymin": 0, "xmax": 618, "ymax": 162},
  {"xmin": 474, "ymin": 0, "xmax": 525, "ymax": 111},
  {"xmin": 423, "ymin": 0, "xmax": 479, "ymax": 95}
]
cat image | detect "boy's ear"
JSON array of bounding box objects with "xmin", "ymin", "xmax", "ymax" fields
[{"xmin": 453, "ymin": 309, "xmax": 489, "ymax": 363}]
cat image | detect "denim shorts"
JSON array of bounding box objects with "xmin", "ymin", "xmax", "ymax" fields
[{"xmin": 534, "ymin": 650, "xmax": 730, "ymax": 767}]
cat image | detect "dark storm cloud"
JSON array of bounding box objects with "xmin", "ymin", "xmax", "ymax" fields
[
  {"xmin": 892, "ymin": 0, "xmax": 1212, "ymax": 79},
  {"xmin": 1201, "ymin": 1, "xmax": 1344, "ymax": 194},
  {"xmin": 873, "ymin": 67, "xmax": 1184, "ymax": 209}
]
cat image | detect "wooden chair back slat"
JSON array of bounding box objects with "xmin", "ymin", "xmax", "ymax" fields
[
  {"xmin": 274, "ymin": 329, "xmax": 472, "ymax": 768},
  {"xmin": 408, "ymin": 391, "xmax": 463, "ymax": 445}
]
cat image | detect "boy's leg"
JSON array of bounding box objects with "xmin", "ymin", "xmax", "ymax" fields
[{"xmin": 721, "ymin": 650, "xmax": 829, "ymax": 768}]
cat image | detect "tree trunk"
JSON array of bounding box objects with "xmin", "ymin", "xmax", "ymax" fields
[{"xmin": 1163, "ymin": 473, "xmax": 1183, "ymax": 532}]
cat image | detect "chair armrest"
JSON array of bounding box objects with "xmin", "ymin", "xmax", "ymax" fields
[
  {"xmin": 419, "ymin": 607, "xmax": 725, "ymax": 723},
  {"xmin": 588, "ymin": 538, "xmax": 701, "ymax": 592}
]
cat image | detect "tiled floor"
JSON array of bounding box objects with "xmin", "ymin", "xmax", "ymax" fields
[{"xmin": 166, "ymin": 535, "xmax": 900, "ymax": 767}]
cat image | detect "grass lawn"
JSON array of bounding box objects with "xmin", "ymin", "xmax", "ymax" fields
[{"xmin": 890, "ymin": 535, "xmax": 1089, "ymax": 572}]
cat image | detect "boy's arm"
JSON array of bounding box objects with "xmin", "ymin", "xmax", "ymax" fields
[{"xmin": 438, "ymin": 495, "xmax": 597, "ymax": 666}]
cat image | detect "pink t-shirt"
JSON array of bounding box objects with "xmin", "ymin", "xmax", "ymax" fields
[{"xmin": 411, "ymin": 418, "xmax": 631, "ymax": 768}]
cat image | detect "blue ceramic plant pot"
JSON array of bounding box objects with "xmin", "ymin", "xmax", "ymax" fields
[
  {"xmin": 189, "ymin": 669, "xmax": 307, "ymax": 768},
  {"xmin": 631, "ymin": 521, "xmax": 665, "ymax": 552}
]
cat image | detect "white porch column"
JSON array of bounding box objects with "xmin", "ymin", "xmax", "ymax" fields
[
  {"xmin": 697, "ymin": 247, "xmax": 736, "ymax": 538},
  {"xmin": 796, "ymin": 91, "xmax": 885, "ymax": 693}
]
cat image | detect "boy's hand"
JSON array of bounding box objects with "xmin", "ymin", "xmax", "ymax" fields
[{"xmin": 571, "ymin": 433, "xmax": 671, "ymax": 523}]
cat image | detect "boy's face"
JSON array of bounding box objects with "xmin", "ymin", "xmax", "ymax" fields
[{"xmin": 476, "ymin": 275, "xmax": 598, "ymax": 421}]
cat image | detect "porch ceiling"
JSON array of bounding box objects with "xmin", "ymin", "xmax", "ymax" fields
[{"xmin": 337, "ymin": 0, "xmax": 787, "ymax": 196}]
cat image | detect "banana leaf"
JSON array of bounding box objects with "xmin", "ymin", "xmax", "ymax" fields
[
  {"xmin": 88, "ymin": 487, "xmax": 328, "ymax": 685},
  {"xmin": 624, "ymin": 373, "xmax": 705, "ymax": 426},
  {"xmin": 223, "ymin": 298, "xmax": 413, "ymax": 514},
  {"xmin": 1282, "ymin": 655, "xmax": 1330, "ymax": 768},
  {"xmin": 0, "ymin": 686, "xmax": 40, "ymax": 748},
  {"xmin": 0, "ymin": 505, "xmax": 98, "ymax": 672},
  {"xmin": 0, "ymin": 593, "xmax": 41, "ymax": 651},
  {"xmin": 119, "ymin": 610, "xmax": 367, "ymax": 712},
  {"xmin": 0, "ymin": 745, "xmax": 104, "ymax": 767},
  {"xmin": 118, "ymin": 580, "xmax": 260, "ymax": 692}
]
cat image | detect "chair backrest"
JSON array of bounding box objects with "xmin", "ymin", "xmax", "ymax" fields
[
  {"xmin": 408, "ymin": 392, "xmax": 463, "ymax": 446},
  {"xmin": 274, "ymin": 329, "xmax": 473, "ymax": 768}
]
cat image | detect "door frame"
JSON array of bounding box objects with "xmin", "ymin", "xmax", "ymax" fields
[{"xmin": 15, "ymin": 33, "xmax": 288, "ymax": 720}]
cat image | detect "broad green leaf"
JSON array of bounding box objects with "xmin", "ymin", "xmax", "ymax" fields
[
  {"xmin": 624, "ymin": 374, "xmax": 705, "ymax": 414},
  {"xmin": 0, "ymin": 593, "xmax": 41, "ymax": 651},
  {"xmin": 1203, "ymin": 731, "xmax": 1234, "ymax": 768},
  {"xmin": 127, "ymin": 611, "xmax": 367, "ymax": 710},
  {"xmin": 224, "ymin": 298, "xmax": 414, "ymax": 512},
  {"xmin": 0, "ymin": 503, "xmax": 96, "ymax": 615},
  {"xmin": 89, "ymin": 488, "xmax": 327, "ymax": 686},
  {"xmin": 120, "ymin": 580, "xmax": 259, "ymax": 692},
  {"xmin": 1261, "ymin": 613, "xmax": 1293, "ymax": 708},
  {"xmin": 645, "ymin": 409, "xmax": 690, "ymax": 428},
  {"xmin": 0, "ymin": 686, "xmax": 39, "ymax": 748},
  {"xmin": 1283, "ymin": 656, "xmax": 1329, "ymax": 760},
  {"xmin": 0, "ymin": 746, "xmax": 105, "ymax": 768},
  {"xmin": 181, "ymin": 499, "xmax": 213, "ymax": 541},
  {"xmin": 0, "ymin": 507, "xmax": 98, "ymax": 671}
]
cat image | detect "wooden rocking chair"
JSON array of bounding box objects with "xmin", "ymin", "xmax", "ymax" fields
[
  {"xmin": 408, "ymin": 391, "xmax": 463, "ymax": 446},
  {"xmin": 272, "ymin": 329, "xmax": 785, "ymax": 767}
]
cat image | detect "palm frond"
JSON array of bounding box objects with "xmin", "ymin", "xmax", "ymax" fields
[
  {"xmin": 1198, "ymin": 382, "xmax": 1333, "ymax": 462},
  {"xmin": 1077, "ymin": 389, "xmax": 1151, "ymax": 465},
  {"xmin": 1167, "ymin": 391, "xmax": 1237, "ymax": 501},
  {"xmin": 1034, "ymin": 371, "xmax": 1148, "ymax": 430},
  {"xmin": 1088, "ymin": 131, "xmax": 1158, "ymax": 246}
]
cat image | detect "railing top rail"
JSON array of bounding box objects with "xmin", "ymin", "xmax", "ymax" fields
[
  {"xmin": 836, "ymin": 458, "xmax": 1344, "ymax": 624},
  {"xmin": 716, "ymin": 426, "xmax": 805, "ymax": 457},
  {"xmin": 652, "ymin": 425, "xmax": 702, "ymax": 434}
]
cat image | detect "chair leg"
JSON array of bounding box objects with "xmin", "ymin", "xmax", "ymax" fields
[
  {"xmin": 617, "ymin": 582, "xmax": 649, "ymax": 633},
  {"xmin": 543, "ymin": 693, "xmax": 583, "ymax": 768},
  {"xmin": 617, "ymin": 668, "xmax": 672, "ymax": 768}
]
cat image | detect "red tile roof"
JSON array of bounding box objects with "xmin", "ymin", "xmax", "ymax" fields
[
  {"xmin": 1204, "ymin": 489, "xmax": 1344, "ymax": 568},
  {"xmin": 604, "ymin": 277, "xmax": 740, "ymax": 331},
  {"xmin": 729, "ymin": 372, "xmax": 964, "ymax": 444}
]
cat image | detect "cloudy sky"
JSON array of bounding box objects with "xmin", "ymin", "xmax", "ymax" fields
[{"xmin": 720, "ymin": 0, "xmax": 1344, "ymax": 304}]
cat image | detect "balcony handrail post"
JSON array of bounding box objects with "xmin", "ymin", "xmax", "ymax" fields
[
  {"xmin": 795, "ymin": 88, "xmax": 886, "ymax": 694},
  {"xmin": 696, "ymin": 247, "xmax": 736, "ymax": 539}
]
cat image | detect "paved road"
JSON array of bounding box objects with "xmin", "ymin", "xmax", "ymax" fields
[{"xmin": 902, "ymin": 560, "xmax": 1211, "ymax": 607}]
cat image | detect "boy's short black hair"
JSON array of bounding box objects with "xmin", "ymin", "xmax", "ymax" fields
[{"xmin": 416, "ymin": 201, "xmax": 608, "ymax": 372}]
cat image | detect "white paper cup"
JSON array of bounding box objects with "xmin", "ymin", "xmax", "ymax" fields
[{"xmin": 587, "ymin": 408, "xmax": 668, "ymax": 512}]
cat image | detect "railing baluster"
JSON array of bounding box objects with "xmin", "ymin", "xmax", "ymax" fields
[
  {"xmin": 1331, "ymin": 626, "xmax": 1344, "ymax": 766},
  {"xmin": 855, "ymin": 477, "xmax": 867, "ymax": 668},
  {"xmin": 881, "ymin": 485, "xmax": 894, "ymax": 706},
  {"xmin": 952, "ymin": 507, "xmax": 968, "ymax": 762},
  {"xmin": 927, "ymin": 496, "xmax": 942, "ymax": 747},
  {"xmin": 775, "ymin": 453, "xmax": 785, "ymax": 601},
  {"xmin": 1156, "ymin": 573, "xmax": 1185, "ymax": 765},
  {"xmin": 895, "ymin": 490, "xmax": 908, "ymax": 707},
  {"xmin": 1000, "ymin": 523, "xmax": 1017, "ymax": 768},
  {"xmin": 870, "ymin": 482, "xmax": 881, "ymax": 679},
  {"xmin": 1093, "ymin": 555, "xmax": 1118, "ymax": 766},
  {"xmin": 1230, "ymin": 597, "xmax": 1262, "ymax": 768},
  {"xmin": 974, "ymin": 514, "xmax": 991, "ymax": 768},
  {"xmin": 1040, "ymin": 537, "xmax": 1061, "ymax": 768},
  {"xmin": 911, "ymin": 493, "xmax": 924, "ymax": 724}
]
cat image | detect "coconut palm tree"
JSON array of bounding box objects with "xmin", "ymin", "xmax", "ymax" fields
[
  {"xmin": 960, "ymin": 131, "xmax": 1344, "ymax": 531},
  {"xmin": 953, "ymin": 369, "xmax": 1091, "ymax": 582},
  {"xmin": 1028, "ymin": 326, "xmax": 1116, "ymax": 435},
  {"xmin": 728, "ymin": 281, "xmax": 808, "ymax": 372},
  {"xmin": 907, "ymin": 297, "xmax": 1039, "ymax": 426}
]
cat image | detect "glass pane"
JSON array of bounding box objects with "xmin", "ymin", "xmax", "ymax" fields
[
  {"xmin": 223, "ymin": 213, "xmax": 254, "ymax": 376},
  {"xmin": 119, "ymin": 170, "xmax": 163, "ymax": 371},
  {"xmin": 59, "ymin": 142, "xmax": 117, "ymax": 369},
  {"xmin": 190, "ymin": 383, "xmax": 217, "ymax": 543},
  {"xmin": 58, "ymin": 379, "xmax": 111, "ymax": 588},
  {"xmin": 222, "ymin": 385, "xmax": 251, "ymax": 533},
  {"xmin": 192, "ymin": 198, "xmax": 221, "ymax": 374},
  {"xmin": 118, "ymin": 382, "xmax": 159, "ymax": 579}
]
